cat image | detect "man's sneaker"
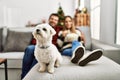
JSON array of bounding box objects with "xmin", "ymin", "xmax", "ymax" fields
[
  {"xmin": 78, "ymin": 49, "xmax": 103, "ymax": 66},
  {"xmin": 71, "ymin": 46, "xmax": 85, "ymax": 63}
]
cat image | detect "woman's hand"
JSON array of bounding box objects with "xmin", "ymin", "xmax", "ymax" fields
[
  {"xmin": 62, "ymin": 30, "xmax": 69, "ymax": 37},
  {"xmin": 80, "ymin": 32, "xmax": 86, "ymax": 44}
]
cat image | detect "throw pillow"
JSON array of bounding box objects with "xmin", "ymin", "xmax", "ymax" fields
[
  {"xmin": 76, "ymin": 26, "xmax": 92, "ymax": 50},
  {"xmin": 3, "ymin": 29, "xmax": 32, "ymax": 52},
  {"xmin": 0, "ymin": 28, "xmax": 3, "ymax": 51}
]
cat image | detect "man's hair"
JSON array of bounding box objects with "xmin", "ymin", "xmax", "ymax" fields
[{"xmin": 49, "ymin": 13, "xmax": 59, "ymax": 19}]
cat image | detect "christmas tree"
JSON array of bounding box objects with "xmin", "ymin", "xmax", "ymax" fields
[{"xmin": 57, "ymin": 3, "xmax": 65, "ymax": 27}]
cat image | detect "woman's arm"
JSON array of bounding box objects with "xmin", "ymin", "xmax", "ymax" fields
[
  {"xmin": 76, "ymin": 30, "xmax": 86, "ymax": 46},
  {"xmin": 80, "ymin": 31, "xmax": 86, "ymax": 44}
]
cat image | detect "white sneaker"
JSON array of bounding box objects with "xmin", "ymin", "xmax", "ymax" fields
[
  {"xmin": 78, "ymin": 49, "xmax": 103, "ymax": 66},
  {"xmin": 71, "ymin": 46, "xmax": 85, "ymax": 63}
]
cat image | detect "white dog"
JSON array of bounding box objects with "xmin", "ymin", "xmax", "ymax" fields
[{"xmin": 32, "ymin": 23, "xmax": 62, "ymax": 73}]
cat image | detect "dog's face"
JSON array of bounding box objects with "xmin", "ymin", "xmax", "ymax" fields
[
  {"xmin": 32, "ymin": 23, "xmax": 56, "ymax": 42},
  {"xmin": 64, "ymin": 33, "xmax": 80, "ymax": 42}
]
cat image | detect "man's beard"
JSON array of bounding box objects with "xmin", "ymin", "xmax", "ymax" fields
[{"xmin": 49, "ymin": 22, "xmax": 56, "ymax": 27}]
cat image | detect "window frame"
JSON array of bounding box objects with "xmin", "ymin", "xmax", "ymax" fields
[
  {"xmin": 116, "ymin": 0, "xmax": 120, "ymax": 45},
  {"xmin": 90, "ymin": 0, "xmax": 101, "ymax": 40}
]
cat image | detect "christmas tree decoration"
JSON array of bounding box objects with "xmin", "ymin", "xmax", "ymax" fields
[{"xmin": 57, "ymin": 3, "xmax": 65, "ymax": 27}]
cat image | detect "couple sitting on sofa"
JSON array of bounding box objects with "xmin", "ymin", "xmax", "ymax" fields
[{"xmin": 21, "ymin": 13, "xmax": 103, "ymax": 79}]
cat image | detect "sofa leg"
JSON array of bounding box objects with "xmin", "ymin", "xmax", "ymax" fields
[{"xmin": 4, "ymin": 59, "xmax": 8, "ymax": 80}]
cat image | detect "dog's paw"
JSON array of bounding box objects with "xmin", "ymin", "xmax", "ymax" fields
[
  {"xmin": 38, "ymin": 67, "xmax": 46, "ymax": 72},
  {"xmin": 48, "ymin": 68, "xmax": 54, "ymax": 74},
  {"xmin": 54, "ymin": 63, "xmax": 60, "ymax": 68}
]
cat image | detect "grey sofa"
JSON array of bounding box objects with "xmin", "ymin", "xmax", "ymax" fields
[
  {"xmin": 23, "ymin": 56, "xmax": 120, "ymax": 80},
  {"xmin": 0, "ymin": 27, "xmax": 120, "ymax": 80},
  {"xmin": 23, "ymin": 39, "xmax": 120, "ymax": 80},
  {"xmin": 0, "ymin": 27, "xmax": 34, "ymax": 80}
]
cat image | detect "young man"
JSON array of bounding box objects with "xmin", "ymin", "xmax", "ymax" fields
[{"xmin": 21, "ymin": 13, "xmax": 62, "ymax": 79}]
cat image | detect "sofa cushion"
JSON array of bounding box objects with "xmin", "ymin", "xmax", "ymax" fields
[
  {"xmin": 76, "ymin": 26, "xmax": 92, "ymax": 50},
  {"xmin": 23, "ymin": 56, "xmax": 120, "ymax": 80},
  {"xmin": 0, "ymin": 52, "xmax": 24, "ymax": 68},
  {"xmin": 0, "ymin": 28, "xmax": 3, "ymax": 52},
  {"xmin": 3, "ymin": 29, "xmax": 32, "ymax": 52}
]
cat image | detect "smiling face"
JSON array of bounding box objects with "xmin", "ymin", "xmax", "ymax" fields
[
  {"xmin": 64, "ymin": 16, "xmax": 73, "ymax": 30},
  {"xmin": 33, "ymin": 24, "xmax": 56, "ymax": 42},
  {"xmin": 49, "ymin": 15, "xmax": 59, "ymax": 28},
  {"xmin": 64, "ymin": 16, "xmax": 76, "ymax": 33}
]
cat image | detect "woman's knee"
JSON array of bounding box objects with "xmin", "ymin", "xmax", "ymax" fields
[
  {"xmin": 72, "ymin": 41, "xmax": 80, "ymax": 45},
  {"xmin": 62, "ymin": 49, "xmax": 72, "ymax": 56}
]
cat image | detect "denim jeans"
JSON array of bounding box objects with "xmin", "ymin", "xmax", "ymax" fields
[
  {"xmin": 62, "ymin": 41, "xmax": 81, "ymax": 57},
  {"xmin": 21, "ymin": 45, "xmax": 38, "ymax": 79}
]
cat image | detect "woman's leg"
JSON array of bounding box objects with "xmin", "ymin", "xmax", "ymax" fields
[
  {"xmin": 78, "ymin": 49, "xmax": 103, "ymax": 66},
  {"xmin": 62, "ymin": 48, "xmax": 72, "ymax": 56},
  {"xmin": 72, "ymin": 41, "xmax": 81, "ymax": 52},
  {"xmin": 71, "ymin": 41, "xmax": 85, "ymax": 63},
  {"xmin": 21, "ymin": 45, "xmax": 37, "ymax": 79}
]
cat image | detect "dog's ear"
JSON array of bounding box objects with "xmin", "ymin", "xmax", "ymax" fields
[
  {"xmin": 32, "ymin": 30, "xmax": 36, "ymax": 39},
  {"xmin": 50, "ymin": 27, "xmax": 56, "ymax": 36}
]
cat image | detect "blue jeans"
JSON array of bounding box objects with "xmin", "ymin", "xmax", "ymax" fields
[
  {"xmin": 62, "ymin": 41, "xmax": 81, "ymax": 56},
  {"xmin": 21, "ymin": 45, "xmax": 38, "ymax": 79}
]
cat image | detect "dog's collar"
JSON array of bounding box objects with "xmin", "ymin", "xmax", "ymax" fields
[{"xmin": 38, "ymin": 45, "xmax": 50, "ymax": 49}]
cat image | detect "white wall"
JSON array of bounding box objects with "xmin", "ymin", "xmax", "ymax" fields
[
  {"xmin": 0, "ymin": 0, "xmax": 75, "ymax": 27},
  {"xmin": 100, "ymin": 0, "xmax": 117, "ymax": 44},
  {"xmin": 84, "ymin": 0, "xmax": 90, "ymax": 13}
]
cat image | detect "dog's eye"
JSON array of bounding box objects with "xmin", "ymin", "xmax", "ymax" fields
[{"xmin": 43, "ymin": 28, "xmax": 47, "ymax": 31}]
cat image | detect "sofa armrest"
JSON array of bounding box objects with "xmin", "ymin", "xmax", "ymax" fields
[{"xmin": 91, "ymin": 39, "xmax": 120, "ymax": 64}]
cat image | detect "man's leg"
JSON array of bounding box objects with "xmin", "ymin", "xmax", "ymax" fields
[
  {"xmin": 21, "ymin": 45, "xmax": 37, "ymax": 79},
  {"xmin": 71, "ymin": 41, "xmax": 85, "ymax": 63},
  {"xmin": 30, "ymin": 58, "xmax": 38, "ymax": 69}
]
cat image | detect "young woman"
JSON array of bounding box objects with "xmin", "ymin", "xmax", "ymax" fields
[
  {"xmin": 57, "ymin": 16, "xmax": 103, "ymax": 66},
  {"xmin": 57, "ymin": 16, "xmax": 85, "ymax": 63}
]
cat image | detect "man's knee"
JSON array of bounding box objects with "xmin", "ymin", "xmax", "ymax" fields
[
  {"xmin": 25, "ymin": 45, "xmax": 35, "ymax": 55},
  {"xmin": 26, "ymin": 45, "xmax": 35, "ymax": 50}
]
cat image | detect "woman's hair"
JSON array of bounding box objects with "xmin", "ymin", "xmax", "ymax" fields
[{"xmin": 63, "ymin": 16, "xmax": 76, "ymax": 33}]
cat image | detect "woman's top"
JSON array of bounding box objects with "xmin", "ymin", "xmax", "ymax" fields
[{"xmin": 57, "ymin": 30, "xmax": 82, "ymax": 51}]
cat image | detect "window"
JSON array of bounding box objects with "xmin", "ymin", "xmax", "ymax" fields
[
  {"xmin": 90, "ymin": 0, "xmax": 101, "ymax": 40},
  {"xmin": 116, "ymin": 0, "xmax": 120, "ymax": 45}
]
